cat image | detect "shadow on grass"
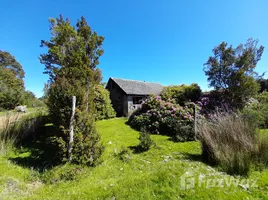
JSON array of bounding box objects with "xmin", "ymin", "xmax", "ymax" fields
[
  {"xmin": 180, "ymin": 152, "xmax": 217, "ymax": 167},
  {"xmin": 9, "ymin": 116, "xmax": 64, "ymax": 172},
  {"xmin": 128, "ymin": 145, "xmax": 148, "ymax": 154}
]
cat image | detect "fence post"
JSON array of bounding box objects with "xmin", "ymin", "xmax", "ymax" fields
[
  {"xmin": 68, "ymin": 96, "xmax": 76, "ymax": 161},
  {"xmin": 194, "ymin": 103, "xmax": 197, "ymax": 140}
]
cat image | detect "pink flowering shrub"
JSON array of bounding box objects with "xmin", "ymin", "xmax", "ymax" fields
[{"xmin": 128, "ymin": 95, "xmax": 195, "ymax": 142}]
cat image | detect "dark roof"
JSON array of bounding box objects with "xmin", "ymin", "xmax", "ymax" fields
[{"xmin": 109, "ymin": 77, "xmax": 163, "ymax": 95}]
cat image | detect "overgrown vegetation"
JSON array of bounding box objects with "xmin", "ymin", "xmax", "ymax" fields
[
  {"xmin": 198, "ymin": 112, "xmax": 268, "ymax": 176},
  {"xmin": 0, "ymin": 110, "xmax": 47, "ymax": 156},
  {"xmin": 0, "ymin": 119, "xmax": 268, "ymax": 199},
  {"xmin": 128, "ymin": 95, "xmax": 195, "ymax": 142},
  {"xmin": 161, "ymin": 83, "xmax": 202, "ymax": 105}
]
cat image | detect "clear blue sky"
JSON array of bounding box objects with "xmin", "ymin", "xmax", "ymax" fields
[{"xmin": 1, "ymin": 0, "xmax": 268, "ymax": 97}]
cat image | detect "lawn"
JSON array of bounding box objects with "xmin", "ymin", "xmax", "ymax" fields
[{"xmin": 0, "ymin": 118, "xmax": 268, "ymax": 199}]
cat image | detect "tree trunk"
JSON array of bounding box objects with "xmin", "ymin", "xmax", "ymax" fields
[{"xmin": 68, "ymin": 96, "xmax": 76, "ymax": 161}]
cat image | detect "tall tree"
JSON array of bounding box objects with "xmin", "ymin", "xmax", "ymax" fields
[
  {"xmin": 40, "ymin": 15, "xmax": 104, "ymax": 165},
  {"xmin": 204, "ymin": 38, "xmax": 264, "ymax": 109},
  {"xmin": 0, "ymin": 51, "xmax": 25, "ymax": 109}
]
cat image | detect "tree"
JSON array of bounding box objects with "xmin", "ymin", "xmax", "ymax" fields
[
  {"xmin": 257, "ymin": 78, "xmax": 268, "ymax": 93},
  {"xmin": 0, "ymin": 51, "xmax": 25, "ymax": 109},
  {"xmin": 40, "ymin": 15, "xmax": 105, "ymax": 165},
  {"xmin": 204, "ymin": 38, "xmax": 264, "ymax": 109}
]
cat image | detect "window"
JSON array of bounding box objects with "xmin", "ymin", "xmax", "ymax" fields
[{"xmin": 133, "ymin": 96, "xmax": 143, "ymax": 104}]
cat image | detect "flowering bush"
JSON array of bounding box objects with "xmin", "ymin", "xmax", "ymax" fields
[{"xmin": 128, "ymin": 95, "xmax": 195, "ymax": 142}]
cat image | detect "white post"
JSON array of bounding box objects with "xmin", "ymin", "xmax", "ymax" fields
[{"xmin": 68, "ymin": 96, "xmax": 76, "ymax": 161}]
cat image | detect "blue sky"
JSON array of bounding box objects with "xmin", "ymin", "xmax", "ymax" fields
[{"xmin": 1, "ymin": 0, "xmax": 268, "ymax": 97}]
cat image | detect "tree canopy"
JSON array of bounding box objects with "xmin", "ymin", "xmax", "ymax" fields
[{"xmin": 204, "ymin": 38, "xmax": 264, "ymax": 109}]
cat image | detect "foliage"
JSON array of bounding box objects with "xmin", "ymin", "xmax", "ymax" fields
[
  {"xmin": 160, "ymin": 83, "xmax": 202, "ymax": 105},
  {"xmin": 41, "ymin": 164, "xmax": 84, "ymax": 184},
  {"xmin": 253, "ymin": 132, "xmax": 268, "ymax": 168},
  {"xmin": 128, "ymin": 95, "xmax": 195, "ymax": 141},
  {"xmin": 1, "ymin": 118, "xmax": 268, "ymax": 199},
  {"xmin": 40, "ymin": 14, "xmax": 105, "ymax": 127},
  {"xmin": 137, "ymin": 128, "xmax": 154, "ymax": 151},
  {"xmin": 0, "ymin": 110, "xmax": 47, "ymax": 155},
  {"xmin": 0, "ymin": 51, "xmax": 25, "ymax": 110},
  {"xmin": 94, "ymin": 85, "xmax": 116, "ymax": 120},
  {"xmin": 204, "ymin": 38, "xmax": 264, "ymax": 109},
  {"xmin": 116, "ymin": 146, "xmax": 132, "ymax": 162},
  {"xmin": 198, "ymin": 112, "xmax": 256, "ymax": 176},
  {"xmin": 40, "ymin": 15, "xmax": 106, "ymax": 165},
  {"xmin": 257, "ymin": 78, "xmax": 268, "ymax": 93},
  {"xmin": 242, "ymin": 92, "xmax": 268, "ymax": 128},
  {"xmin": 71, "ymin": 112, "xmax": 104, "ymax": 166}
]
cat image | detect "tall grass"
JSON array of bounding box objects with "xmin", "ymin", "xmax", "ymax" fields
[
  {"xmin": 0, "ymin": 110, "xmax": 47, "ymax": 155},
  {"xmin": 198, "ymin": 113, "xmax": 256, "ymax": 176}
]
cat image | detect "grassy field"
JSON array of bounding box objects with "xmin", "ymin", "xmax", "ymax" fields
[{"xmin": 0, "ymin": 118, "xmax": 267, "ymax": 199}]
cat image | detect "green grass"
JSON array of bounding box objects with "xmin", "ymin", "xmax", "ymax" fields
[{"xmin": 0, "ymin": 118, "xmax": 268, "ymax": 199}]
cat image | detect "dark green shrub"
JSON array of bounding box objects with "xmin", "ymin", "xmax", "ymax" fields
[
  {"xmin": 70, "ymin": 112, "xmax": 104, "ymax": 166},
  {"xmin": 138, "ymin": 128, "xmax": 154, "ymax": 151},
  {"xmin": 128, "ymin": 96, "xmax": 195, "ymax": 141}
]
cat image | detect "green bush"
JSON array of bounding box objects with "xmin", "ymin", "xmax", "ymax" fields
[
  {"xmin": 242, "ymin": 92, "xmax": 268, "ymax": 128},
  {"xmin": 198, "ymin": 113, "xmax": 256, "ymax": 176},
  {"xmin": 128, "ymin": 96, "xmax": 195, "ymax": 141},
  {"xmin": 138, "ymin": 128, "xmax": 154, "ymax": 151},
  {"xmin": 160, "ymin": 84, "xmax": 202, "ymax": 105},
  {"xmin": 71, "ymin": 112, "xmax": 104, "ymax": 166},
  {"xmin": 94, "ymin": 85, "xmax": 116, "ymax": 120},
  {"xmin": 116, "ymin": 146, "xmax": 132, "ymax": 162}
]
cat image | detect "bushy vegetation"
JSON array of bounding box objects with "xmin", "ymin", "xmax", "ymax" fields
[
  {"xmin": 0, "ymin": 110, "xmax": 47, "ymax": 155},
  {"xmin": 137, "ymin": 128, "xmax": 154, "ymax": 151},
  {"xmin": 128, "ymin": 95, "xmax": 195, "ymax": 142},
  {"xmin": 94, "ymin": 85, "xmax": 116, "ymax": 120},
  {"xmin": 204, "ymin": 38, "xmax": 264, "ymax": 109},
  {"xmin": 198, "ymin": 112, "xmax": 268, "ymax": 176},
  {"xmin": 242, "ymin": 92, "xmax": 268, "ymax": 129},
  {"xmin": 40, "ymin": 15, "xmax": 110, "ymax": 165},
  {"xmin": 160, "ymin": 83, "xmax": 202, "ymax": 105}
]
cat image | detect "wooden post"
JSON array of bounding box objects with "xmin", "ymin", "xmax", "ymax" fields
[
  {"xmin": 194, "ymin": 103, "xmax": 197, "ymax": 140},
  {"xmin": 68, "ymin": 96, "xmax": 76, "ymax": 161}
]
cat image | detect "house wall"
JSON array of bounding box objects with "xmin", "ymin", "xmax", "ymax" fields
[
  {"xmin": 106, "ymin": 81, "xmax": 125, "ymax": 116},
  {"xmin": 126, "ymin": 95, "xmax": 147, "ymax": 116}
]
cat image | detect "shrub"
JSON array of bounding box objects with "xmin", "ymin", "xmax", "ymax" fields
[
  {"xmin": 198, "ymin": 113, "xmax": 256, "ymax": 176},
  {"xmin": 138, "ymin": 128, "xmax": 154, "ymax": 151},
  {"xmin": 94, "ymin": 85, "xmax": 116, "ymax": 120},
  {"xmin": 116, "ymin": 146, "xmax": 132, "ymax": 162},
  {"xmin": 128, "ymin": 95, "xmax": 195, "ymax": 141},
  {"xmin": 71, "ymin": 112, "xmax": 104, "ymax": 166},
  {"xmin": 161, "ymin": 84, "xmax": 202, "ymax": 105},
  {"xmin": 242, "ymin": 92, "xmax": 268, "ymax": 128}
]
